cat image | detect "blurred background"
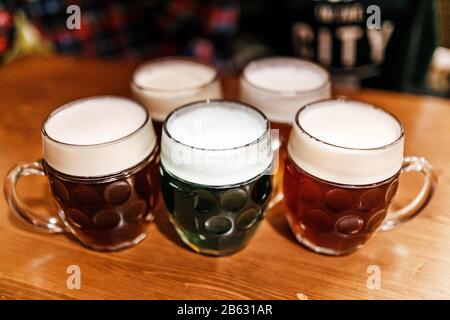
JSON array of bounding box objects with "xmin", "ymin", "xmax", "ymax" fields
[{"xmin": 0, "ymin": 0, "xmax": 449, "ymax": 97}]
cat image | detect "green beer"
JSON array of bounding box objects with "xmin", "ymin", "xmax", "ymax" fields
[{"xmin": 160, "ymin": 100, "xmax": 273, "ymax": 256}]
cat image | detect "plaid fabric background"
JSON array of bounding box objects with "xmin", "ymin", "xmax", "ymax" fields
[
  {"xmin": 0, "ymin": 0, "xmax": 239, "ymax": 64},
  {"xmin": 0, "ymin": 2, "xmax": 14, "ymax": 55},
  {"xmin": 0, "ymin": 0, "xmax": 443, "ymax": 95}
]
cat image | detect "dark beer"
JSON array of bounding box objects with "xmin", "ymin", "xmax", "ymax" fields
[
  {"xmin": 4, "ymin": 96, "xmax": 160, "ymax": 251},
  {"xmin": 46, "ymin": 151, "xmax": 159, "ymax": 251}
]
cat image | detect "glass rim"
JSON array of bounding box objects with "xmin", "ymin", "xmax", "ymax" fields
[
  {"xmin": 294, "ymin": 97, "xmax": 405, "ymax": 151},
  {"xmin": 162, "ymin": 99, "xmax": 271, "ymax": 152},
  {"xmin": 241, "ymin": 56, "xmax": 332, "ymax": 95},
  {"xmin": 41, "ymin": 96, "xmax": 152, "ymax": 148},
  {"xmin": 131, "ymin": 55, "xmax": 219, "ymax": 93}
]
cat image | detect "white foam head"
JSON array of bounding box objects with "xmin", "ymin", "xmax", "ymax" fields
[
  {"xmin": 43, "ymin": 96, "xmax": 157, "ymax": 177},
  {"xmin": 288, "ymin": 99, "xmax": 404, "ymax": 185},
  {"xmin": 161, "ymin": 100, "xmax": 273, "ymax": 186},
  {"xmin": 131, "ymin": 57, "xmax": 223, "ymax": 121},
  {"xmin": 240, "ymin": 57, "xmax": 331, "ymax": 123}
]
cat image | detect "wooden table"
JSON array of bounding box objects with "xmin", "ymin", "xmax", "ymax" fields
[{"xmin": 0, "ymin": 56, "xmax": 449, "ymax": 300}]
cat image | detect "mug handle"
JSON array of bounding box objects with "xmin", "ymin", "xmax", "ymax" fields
[
  {"xmin": 3, "ymin": 159, "xmax": 66, "ymax": 233},
  {"xmin": 268, "ymin": 134, "xmax": 284, "ymax": 209},
  {"xmin": 381, "ymin": 156, "xmax": 437, "ymax": 231}
]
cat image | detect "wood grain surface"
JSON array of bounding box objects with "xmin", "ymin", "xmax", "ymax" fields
[{"xmin": 0, "ymin": 56, "xmax": 449, "ymax": 300}]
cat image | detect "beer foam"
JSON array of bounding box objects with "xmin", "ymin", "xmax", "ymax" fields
[
  {"xmin": 167, "ymin": 103, "xmax": 265, "ymax": 149},
  {"xmin": 43, "ymin": 96, "xmax": 157, "ymax": 177},
  {"xmin": 133, "ymin": 58, "xmax": 216, "ymax": 91},
  {"xmin": 240, "ymin": 57, "xmax": 331, "ymax": 123},
  {"xmin": 288, "ymin": 99, "xmax": 404, "ymax": 185},
  {"xmin": 132, "ymin": 58, "xmax": 222, "ymax": 121},
  {"xmin": 161, "ymin": 101, "xmax": 273, "ymax": 186},
  {"xmin": 244, "ymin": 61, "xmax": 326, "ymax": 92}
]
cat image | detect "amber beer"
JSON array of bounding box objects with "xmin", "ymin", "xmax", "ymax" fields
[
  {"xmin": 284, "ymin": 99, "xmax": 437, "ymax": 256},
  {"xmin": 4, "ymin": 97, "xmax": 159, "ymax": 251}
]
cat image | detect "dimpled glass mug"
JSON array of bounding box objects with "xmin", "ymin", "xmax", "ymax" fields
[
  {"xmin": 4, "ymin": 96, "xmax": 160, "ymax": 251},
  {"xmin": 131, "ymin": 56, "xmax": 223, "ymax": 133},
  {"xmin": 283, "ymin": 99, "xmax": 437, "ymax": 256},
  {"xmin": 159, "ymin": 100, "xmax": 273, "ymax": 256},
  {"xmin": 239, "ymin": 57, "xmax": 331, "ymax": 201}
]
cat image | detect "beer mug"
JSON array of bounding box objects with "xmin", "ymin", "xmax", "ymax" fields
[
  {"xmin": 239, "ymin": 57, "xmax": 331, "ymax": 200},
  {"xmin": 131, "ymin": 56, "xmax": 223, "ymax": 133},
  {"xmin": 4, "ymin": 97, "xmax": 160, "ymax": 251},
  {"xmin": 159, "ymin": 100, "xmax": 273, "ymax": 256},
  {"xmin": 239, "ymin": 56, "xmax": 331, "ymax": 143},
  {"xmin": 283, "ymin": 99, "xmax": 437, "ymax": 255}
]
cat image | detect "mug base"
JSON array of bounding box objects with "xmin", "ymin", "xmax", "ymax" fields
[
  {"xmin": 293, "ymin": 233, "xmax": 362, "ymax": 256},
  {"xmin": 78, "ymin": 232, "xmax": 149, "ymax": 252},
  {"xmin": 60, "ymin": 209, "xmax": 154, "ymax": 252},
  {"xmin": 171, "ymin": 218, "xmax": 253, "ymax": 257},
  {"xmin": 286, "ymin": 215, "xmax": 363, "ymax": 256}
]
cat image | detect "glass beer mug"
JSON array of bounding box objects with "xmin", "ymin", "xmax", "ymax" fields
[
  {"xmin": 4, "ymin": 97, "xmax": 160, "ymax": 251},
  {"xmin": 283, "ymin": 99, "xmax": 437, "ymax": 255},
  {"xmin": 159, "ymin": 100, "xmax": 274, "ymax": 256},
  {"xmin": 239, "ymin": 57, "xmax": 331, "ymax": 199},
  {"xmin": 131, "ymin": 56, "xmax": 223, "ymax": 133}
]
